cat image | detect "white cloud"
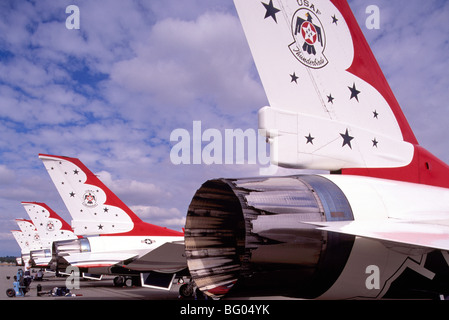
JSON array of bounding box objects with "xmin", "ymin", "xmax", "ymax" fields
[
  {"xmin": 130, "ymin": 205, "xmax": 186, "ymax": 230},
  {"xmin": 0, "ymin": 232, "xmax": 14, "ymax": 241},
  {"xmin": 0, "ymin": 165, "xmax": 15, "ymax": 185},
  {"xmin": 109, "ymin": 12, "xmax": 266, "ymax": 119},
  {"xmin": 131, "ymin": 205, "xmax": 181, "ymax": 218},
  {"xmin": 94, "ymin": 170, "xmax": 172, "ymax": 206}
]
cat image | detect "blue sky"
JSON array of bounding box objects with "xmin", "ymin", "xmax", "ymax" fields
[{"xmin": 0, "ymin": 0, "xmax": 448, "ymax": 256}]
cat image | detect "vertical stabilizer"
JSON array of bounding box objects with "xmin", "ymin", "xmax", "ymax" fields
[
  {"xmin": 234, "ymin": 0, "xmax": 449, "ymax": 188},
  {"xmin": 11, "ymin": 230, "xmax": 28, "ymax": 254},
  {"xmin": 39, "ymin": 154, "xmax": 183, "ymax": 237},
  {"xmin": 15, "ymin": 219, "xmax": 43, "ymax": 252},
  {"xmin": 22, "ymin": 202, "xmax": 79, "ymax": 247},
  {"xmin": 234, "ymin": 0, "xmax": 415, "ymax": 170}
]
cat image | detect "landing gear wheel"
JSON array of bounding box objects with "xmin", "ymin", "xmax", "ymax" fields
[
  {"xmin": 113, "ymin": 276, "xmax": 125, "ymax": 287},
  {"xmin": 6, "ymin": 288, "xmax": 15, "ymax": 298},
  {"xmin": 125, "ymin": 277, "xmax": 133, "ymax": 287},
  {"xmin": 179, "ymin": 283, "xmax": 194, "ymax": 298}
]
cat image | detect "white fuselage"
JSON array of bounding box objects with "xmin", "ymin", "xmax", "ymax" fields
[{"xmin": 58, "ymin": 235, "xmax": 184, "ymax": 269}]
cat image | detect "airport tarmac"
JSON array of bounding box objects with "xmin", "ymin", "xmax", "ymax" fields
[
  {"xmin": 0, "ymin": 265, "xmax": 298, "ymax": 301},
  {"xmin": 0, "ymin": 265, "xmax": 182, "ymax": 300},
  {"xmin": 0, "ymin": 265, "xmax": 295, "ymax": 318},
  {"xmin": 0, "ymin": 266, "xmax": 428, "ymax": 319}
]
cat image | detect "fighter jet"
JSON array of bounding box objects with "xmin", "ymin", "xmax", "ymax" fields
[
  {"xmin": 39, "ymin": 154, "xmax": 187, "ymax": 291},
  {"xmin": 184, "ymin": 0, "xmax": 449, "ymax": 299}
]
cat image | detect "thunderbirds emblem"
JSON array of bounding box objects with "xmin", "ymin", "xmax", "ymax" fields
[
  {"xmin": 289, "ymin": 7, "xmax": 328, "ymax": 69},
  {"xmin": 46, "ymin": 221, "xmax": 55, "ymax": 231},
  {"xmin": 82, "ymin": 190, "xmax": 98, "ymax": 207}
]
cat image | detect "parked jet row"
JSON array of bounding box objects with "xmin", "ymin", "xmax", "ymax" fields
[{"xmin": 12, "ymin": 155, "xmax": 193, "ymax": 297}]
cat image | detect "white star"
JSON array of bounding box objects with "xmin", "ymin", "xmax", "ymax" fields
[{"xmin": 302, "ymin": 23, "xmax": 316, "ymax": 43}]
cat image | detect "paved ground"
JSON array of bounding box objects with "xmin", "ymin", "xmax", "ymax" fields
[
  {"xmin": 0, "ymin": 266, "xmax": 182, "ymax": 300},
  {"xmin": 2, "ymin": 266, "xmax": 423, "ymax": 319},
  {"xmin": 0, "ymin": 265, "xmax": 295, "ymax": 318}
]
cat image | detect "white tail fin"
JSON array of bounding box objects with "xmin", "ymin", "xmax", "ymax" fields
[
  {"xmin": 11, "ymin": 230, "xmax": 28, "ymax": 253},
  {"xmin": 14, "ymin": 219, "xmax": 43, "ymax": 252},
  {"xmin": 39, "ymin": 154, "xmax": 183, "ymax": 237},
  {"xmin": 234, "ymin": 0, "xmax": 417, "ymax": 171},
  {"xmin": 22, "ymin": 202, "xmax": 79, "ymax": 248}
]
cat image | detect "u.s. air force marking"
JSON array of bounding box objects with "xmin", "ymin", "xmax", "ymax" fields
[{"xmin": 289, "ymin": 3, "xmax": 328, "ymax": 69}]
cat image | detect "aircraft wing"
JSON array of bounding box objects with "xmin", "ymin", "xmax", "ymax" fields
[
  {"xmin": 309, "ymin": 217, "xmax": 449, "ymax": 252},
  {"xmin": 124, "ymin": 242, "xmax": 187, "ymax": 273}
]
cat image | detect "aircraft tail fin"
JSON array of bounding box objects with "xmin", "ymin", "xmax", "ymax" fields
[
  {"xmin": 11, "ymin": 230, "xmax": 28, "ymax": 253},
  {"xmin": 14, "ymin": 219, "xmax": 43, "ymax": 252},
  {"xmin": 39, "ymin": 154, "xmax": 182, "ymax": 237},
  {"xmin": 234, "ymin": 0, "xmax": 449, "ymax": 188},
  {"xmin": 22, "ymin": 202, "xmax": 79, "ymax": 247},
  {"xmin": 234, "ymin": 0, "xmax": 416, "ymax": 171}
]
